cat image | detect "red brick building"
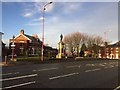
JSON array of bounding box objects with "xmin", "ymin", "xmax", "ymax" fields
[
  {"xmin": 98, "ymin": 41, "xmax": 120, "ymax": 59},
  {"xmin": 9, "ymin": 30, "xmax": 42, "ymax": 56}
]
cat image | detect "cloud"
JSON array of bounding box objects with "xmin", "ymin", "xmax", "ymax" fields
[
  {"xmin": 32, "ymin": 17, "xmax": 45, "ymax": 21},
  {"xmin": 25, "ymin": 17, "xmax": 44, "ymax": 26},
  {"xmin": 25, "ymin": 15, "xmax": 59, "ymax": 26},
  {"xmin": 21, "ymin": 3, "xmax": 36, "ymax": 17},
  {"xmin": 23, "ymin": 12, "xmax": 33, "ymax": 17},
  {"xmin": 25, "ymin": 23, "xmax": 40, "ymax": 26},
  {"xmin": 22, "ymin": 2, "xmax": 54, "ymax": 18},
  {"xmin": 61, "ymin": 3, "xmax": 83, "ymax": 14}
]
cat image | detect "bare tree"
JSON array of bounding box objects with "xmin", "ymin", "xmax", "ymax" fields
[
  {"xmin": 71, "ymin": 32, "xmax": 83, "ymax": 56},
  {"xmin": 86, "ymin": 35, "xmax": 95, "ymax": 51},
  {"xmin": 86, "ymin": 34, "xmax": 104, "ymax": 57},
  {"xmin": 64, "ymin": 32, "xmax": 84, "ymax": 57},
  {"xmin": 94, "ymin": 35, "xmax": 104, "ymax": 46},
  {"xmin": 64, "ymin": 32, "xmax": 104, "ymax": 57},
  {"xmin": 64, "ymin": 34, "xmax": 74, "ymax": 56}
]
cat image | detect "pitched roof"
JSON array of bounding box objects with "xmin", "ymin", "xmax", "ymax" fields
[
  {"xmin": 107, "ymin": 41, "xmax": 120, "ymax": 47},
  {"xmin": 24, "ymin": 34, "xmax": 42, "ymax": 43},
  {"xmin": 2, "ymin": 42, "xmax": 6, "ymax": 45}
]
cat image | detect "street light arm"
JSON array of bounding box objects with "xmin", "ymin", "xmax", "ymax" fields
[{"xmin": 43, "ymin": 2, "xmax": 53, "ymax": 11}]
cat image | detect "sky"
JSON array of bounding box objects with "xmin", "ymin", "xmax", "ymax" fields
[{"xmin": 1, "ymin": 1, "xmax": 118, "ymax": 48}]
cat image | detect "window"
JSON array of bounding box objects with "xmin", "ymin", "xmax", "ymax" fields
[
  {"xmin": 20, "ymin": 49, "xmax": 23, "ymax": 54},
  {"xmin": 20, "ymin": 43, "xmax": 24, "ymax": 47}
]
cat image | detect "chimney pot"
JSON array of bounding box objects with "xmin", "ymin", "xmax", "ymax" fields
[{"xmin": 20, "ymin": 30, "xmax": 24, "ymax": 35}]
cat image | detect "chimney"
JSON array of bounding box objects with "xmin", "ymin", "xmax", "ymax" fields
[
  {"xmin": 20, "ymin": 30, "xmax": 24, "ymax": 35},
  {"xmin": 32, "ymin": 34, "xmax": 38, "ymax": 39}
]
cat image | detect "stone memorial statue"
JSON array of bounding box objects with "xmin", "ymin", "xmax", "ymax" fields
[
  {"xmin": 60, "ymin": 34, "xmax": 63, "ymax": 41},
  {"xmin": 56, "ymin": 34, "xmax": 65, "ymax": 58}
]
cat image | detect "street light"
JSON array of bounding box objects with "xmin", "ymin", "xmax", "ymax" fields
[
  {"xmin": 41, "ymin": 2, "xmax": 53, "ymax": 62},
  {"xmin": 104, "ymin": 29, "xmax": 111, "ymax": 58},
  {"xmin": 11, "ymin": 35, "xmax": 15, "ymax": 61}
]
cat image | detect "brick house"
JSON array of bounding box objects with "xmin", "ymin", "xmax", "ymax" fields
[
  {"xmin": 98, "ymin": 41, "xmax": 120, "ymax": 59},
  {"xmin": 9, "ymin": 30, "xmax": 42, "ymax": 56}
]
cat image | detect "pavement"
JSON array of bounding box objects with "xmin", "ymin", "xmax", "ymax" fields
[{"xmin": 0, "ymin": 57, "xmax": 119, "ymax": 67}]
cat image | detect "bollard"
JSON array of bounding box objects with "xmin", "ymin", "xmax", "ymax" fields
[{"xmin": 4, "ymin": 56, "xmax": 7, "ymax": 65}]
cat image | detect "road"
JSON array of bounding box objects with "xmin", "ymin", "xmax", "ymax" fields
[{"xmin": 1, "ymin": 59, "xmax": 119, "ymax": 89}]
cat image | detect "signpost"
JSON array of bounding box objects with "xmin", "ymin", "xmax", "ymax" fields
[{"xmin": 11, "ymin": 36, "xmax": 15, "ymax": 61}]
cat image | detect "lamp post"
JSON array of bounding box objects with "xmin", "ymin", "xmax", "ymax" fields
[
  {"xmin": 11, "ymin": 35, "xmax": 15, "ymax": 61},
  {"xmin": 104, "ymin": 29, "xmax": 111, "ymax": 58},
  {"xmin": 41, "ymin": 2, "xmax": 53, "ymax": 62},
  {"xmin": 104, "ymin": 31, "xmax": 107, "ymax": 58}
]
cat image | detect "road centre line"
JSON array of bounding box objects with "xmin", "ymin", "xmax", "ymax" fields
[
  {"xmin": 49, "ymin": 72, "xmax": 79, "ymax": 80},
  {"xmin": 0, "ymin": 74, "xmax": 37, "ymax": 82},
  {"xmin": 33, "ymin": 67, "xmax": 58, "ymax": 72},
  {"xmin": 114, "ymin": 85, "xmax": 120, "ymax": 90},
  {"xmin": 85, "ymin": 68, "xmax": 101, "ymax": 72},
  {"xmin": 2, "ymin": 81, "xmax": 36, "ymax": 89},
  {"xmin": 66, "ymin": 65, "xmax": 81, "ymax": 68}
]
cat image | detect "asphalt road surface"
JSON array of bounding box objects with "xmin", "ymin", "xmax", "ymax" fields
[{"xmin": 1, "ymin": 59, "xmax": 119, "ymax": 89}]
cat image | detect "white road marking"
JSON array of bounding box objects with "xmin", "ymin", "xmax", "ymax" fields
[
  {"xmin": 104, "ymin": 67, "xmax": 108, "ymax": 69},
  {"xmin": 33, "ymin": 70, "xmax": 37, "ymax": 72},
  {"xmin": 14, "ymin": 72, "xmax": 19, "ymax": 74},
  {"xmin": 38, "ymin": 68, "xmax": 58, "ymax": 71},
  {"xmin": 85, "ymin": 68, "xmax": 101, "ymax": 72},
  {"xmin": 92, "ymin": 68, "xmax": 101, "ymax": 71},
  {"xmin": 66, "ymin": 65, "xmax": 81, "ymax": 68},
  {"xmin": 49, "ymin": 72, "xmax": 79, "ymax": 80},
  {"xmin": 103, "ymin": 63, "xmax": 107, "ymax": 64},
  {"xmin": 114, "ymin": 85, "xmax": 120, "ymax": 90},
  {"xmin": 99, "ymin": 64, "xmax": 105, "ymax": 66},
  {"xmin": 86, "ymin": 64, "xmax": 95, "ymax": 66},
  {"xmin": 108, "ymin": 65, "xmax": 114, "ymax": 68},
  {"xmin": 0, "ymin": 74, "xmax": 37, "ymax": 81},
  {"xmin": 1, "ymin": 72, "xmax": 19, "ymax": 76},
  {"xmin": 85, "ymin": 70, "xmax": 92, "ymax": 72},
  {"xmin": 2, "ymin": 81, "xmax": 36, "ymax": 89},
  {"xmin": 33, "ymin": 67, "xmax": 58, "ymax": 72}
]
